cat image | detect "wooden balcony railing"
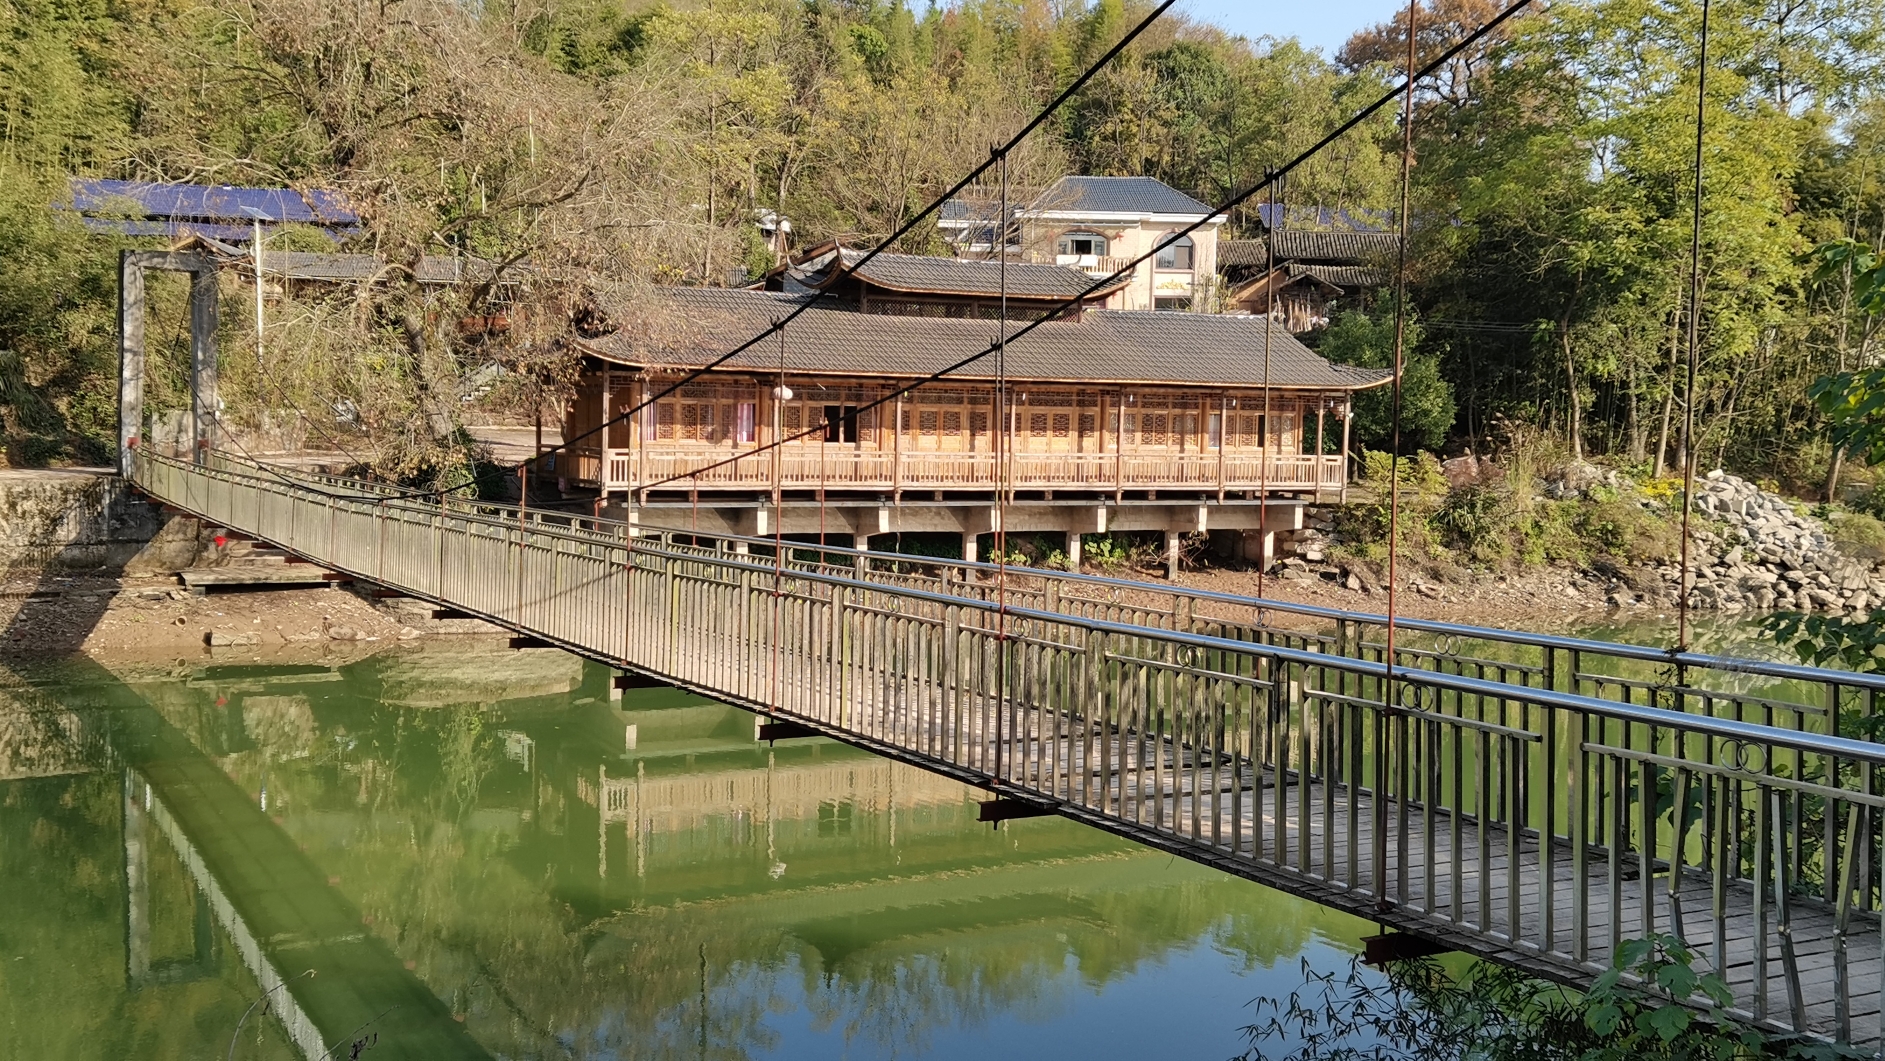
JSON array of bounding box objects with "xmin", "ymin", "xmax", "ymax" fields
[{"xmin": 556, "ymin": 447, "xmax": 1344, "ymax": 494}]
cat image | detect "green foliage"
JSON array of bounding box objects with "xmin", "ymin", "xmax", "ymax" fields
[
  {"xmin": 1810, "ymin": 367, "xmax": 1885, "ymax": 467},
  {"xmin": 1334, "ymin": 449, "xmax": 1680, "ymax": 572},
  {"xmin": 1241, "ymin": 933, "xmax": 1864, "ymax": 1060},
  {"xmin": 1831, "ymin": 511, "xmax": 1885, "ymax": 560},
  {"xmin": 1762, "ymin": 609, "xmax": 1885, "ymax": 674},
  {"xmin": 1316, "ymin": 307, "xmax": 1456, "ymax": 452}
]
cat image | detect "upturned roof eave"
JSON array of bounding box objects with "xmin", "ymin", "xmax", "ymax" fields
[{"xmin": 574, "ymin": 339, "xmax": 1383, "ymax": 391}]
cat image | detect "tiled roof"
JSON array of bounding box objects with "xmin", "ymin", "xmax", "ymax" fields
[
  {"xmin": 585, "ymin": 287, "xmax": 1388, "ymax": 391},
  {"xmin": 1288, "ymin": 263, "xmax": 1389, "ymax": 288},
  {"xmin": 1219, "ymin": 231, "xmax": 1401, "ymax": 268},
  {"xmin": 1027, "ymin": 176, "xmax": 1215, "ymax": 217},
  {"xmin": 794, "ymin": 249, "xmax": 1126, "ymax": 300}
]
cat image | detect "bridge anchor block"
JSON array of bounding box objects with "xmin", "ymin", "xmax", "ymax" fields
[
  {"xmin": 1361, "ymin": 932, "xmax": 1453, "ymax": 967},
  {"xmin": 757, "ymin": 719, "xmax": 822, "ymax": 742},
  {"xmin": 977, "ymin": 798, "xmax": 1055, "ymax": 824}
]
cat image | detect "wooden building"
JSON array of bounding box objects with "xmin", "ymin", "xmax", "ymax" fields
[
  {"xmin": 560, "ymin": 273, "xmax": 1387, "ymax": 568},
  {"xmin": 563, "ymin": 284, "xmax": 1385, "ymax": 502},
  {"xmin": 1220, "ymin": 229, "xmax": 1397, "ymax": 332}
]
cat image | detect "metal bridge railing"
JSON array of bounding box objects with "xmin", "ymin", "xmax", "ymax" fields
[{"xmin": 139, "ymin": 451, "xmax": 1885, "ymax": 1044}]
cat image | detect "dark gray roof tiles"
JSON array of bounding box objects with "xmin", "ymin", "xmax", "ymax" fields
[
  {"xmin": 794, "ymin": 249, "xmax": 1126, "ymax": 300},
  {"xmin": 1028, "ymin": 176, "xmax": 1216, "ymax": 217},
  {"xmin": 586, "ymin": 286, "xmax": 1388, "ymax": 391},
  {"xmin": 1287, "ymin": 263, "xmax": 1389, "ymax": 288},
  {"xmin": 1220, "ymin": 231, "xmax": 1402, "ymax": 268}
]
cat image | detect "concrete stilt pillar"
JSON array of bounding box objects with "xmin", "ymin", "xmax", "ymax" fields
[
  {"xmin": 963, "ymin": 532, "xmax": 978, "ymax": 564},
  {"xmin": 1164, "ymin": 529, "xmax": 1181, "ymax": 580},
  {"xmin": 1066, "ymin": 531, "xmax": 1082, "ymax": 570}
]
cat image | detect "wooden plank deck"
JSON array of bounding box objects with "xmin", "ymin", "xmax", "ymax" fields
[{"xmin": 131, "ymin": 449, "xmax": 1885, "ymax": 1050}]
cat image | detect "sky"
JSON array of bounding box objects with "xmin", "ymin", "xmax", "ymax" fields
[{"xmin": 1178, "ymin": 0, "xmax": 1409, "ymax": 57}]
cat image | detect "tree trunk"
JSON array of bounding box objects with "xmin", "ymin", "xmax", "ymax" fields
[
  {"xmin": 1560, "ymin": 322, "xmax": 1582, "ymax": 460},
  {"xmin": 1653, "ymin": 310, "xmax": 1681, "ymax": 477}
]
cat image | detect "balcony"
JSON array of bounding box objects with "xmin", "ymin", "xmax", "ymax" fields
[{"xmin": 558, "ymin": 447, "xmax": 1344, "ymax": 495}]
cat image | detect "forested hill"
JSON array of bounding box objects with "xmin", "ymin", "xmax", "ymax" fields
[{"xmin": 0, "ymin": 0, "xmax": 1880, "ymax": 491}]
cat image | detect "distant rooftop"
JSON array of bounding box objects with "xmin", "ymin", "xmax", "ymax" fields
[
  {"xmin": 1253, "ymin": 203, "xmax": 1393, "ymax": 233},
  {"xmin": 64, "ymin": 179, "xmax": 361, "ymax": 242},
  {"xmin": 1027, "ymin": 176, "xmax": 1217, "ymax": 218},
  {"xmin": 781, "ymin": 246, "xmax": 1127, "ymax": 301}
]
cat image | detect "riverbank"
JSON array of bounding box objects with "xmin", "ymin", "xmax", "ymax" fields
[
  {"xmin": 1177, "ymin": 563, "xmax": 1646, "ymax": 630},
  {"xmin": 0, "ymin": 573, "xmax": 451, "ymax": 659}
]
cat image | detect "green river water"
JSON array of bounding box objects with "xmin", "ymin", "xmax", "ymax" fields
[{"xmin": 0, "ymin": 642, "xmax": 1394, "ymax": 1061}]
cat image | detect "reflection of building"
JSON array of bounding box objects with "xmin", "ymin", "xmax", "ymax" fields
[{"xmin": 0, "ymin": 695, "xmax": 107, "ymax": 780}]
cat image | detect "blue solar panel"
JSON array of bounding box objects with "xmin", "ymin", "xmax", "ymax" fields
[
  {"xmin": 66, "ymin": 179, "xmax": 358, "ymax": 225},
  {"xmin": 75, "ymin": 216, "xmax": 348, "ymax": 243}
]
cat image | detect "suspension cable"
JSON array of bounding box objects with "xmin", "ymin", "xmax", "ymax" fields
[
  {"xmin": 1257, "ymin": 171, "xmax": 1276, "ymax": 603},
  {"xmin": 628, "ymin": 0, "xmax": 1536, "ymax": 498},
  {"xmin": 995, "ymin": 146, "xmax": 1011, "ymax": 782},
  {"xmin": 300, "ymin": 0, "xmax": 1183, "ymax": 508},
  {"xmin": 206, "ymin": 0, "xmax": 1536, "ymax": 515},
  {"xmin": 1386, "ymin": 0, "xmax": 1418, "ymax": 695},
  {"xmin": 1677, "ymin": 0, "xmax": 1712, "ymax": 651}
]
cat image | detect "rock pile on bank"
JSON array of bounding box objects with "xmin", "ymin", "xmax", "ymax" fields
[{"xmin": 1678, "ymin": 470, "xmax": 1885, "ymax": 615}]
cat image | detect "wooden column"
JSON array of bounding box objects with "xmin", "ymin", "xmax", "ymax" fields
[
  {"xmin": 1340, "ymin": 400, "xmax": 1352, "ymax": 503},
  {"xmin": 892, "ymin": 391, "xmax": 903, "ymax": 501},
  {"xmin": 1216, "ymin": 395, "xmax": 1228, "ymax": 501},
  {"xmin": 599, "ymin": 366, "xmax": 612, "ymax": 491},
  {"xmin": 1113, "ymin": 392, "xmax": 1125, "ymax": 501},
  {"xmin": 1315, "ymin": 401, "xmax": 1328, "ymax": 502}
]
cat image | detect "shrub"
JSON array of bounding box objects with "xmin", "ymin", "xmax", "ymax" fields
[{"xmin": 1832, "ymin": 512, "xmax": 1885, "ymax": 560}]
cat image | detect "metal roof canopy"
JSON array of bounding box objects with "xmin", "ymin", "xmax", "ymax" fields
[{"xmin": 67, "ymin": 179, "xmax": 360, "ymax": 240}]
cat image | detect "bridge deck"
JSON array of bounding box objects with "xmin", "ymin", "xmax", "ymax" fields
[{"xmin": 135, "ymin": 451, "xmax": 1885, "ymax": 1049}]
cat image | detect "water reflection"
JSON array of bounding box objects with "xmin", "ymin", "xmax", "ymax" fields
[{"xmin": 1, "ymin": 644, "xmax": 1377, "ymax": 1060}]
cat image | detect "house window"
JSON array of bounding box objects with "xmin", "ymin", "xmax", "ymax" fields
[
  {"xmin": 1155, "ymin": 234, "xmax": 1194, "ymax": 270},
  {"xmin": 1029, "ymin": 413, "xmax": 1048, "ymax": 439},
  {"xmin": 1208, "ymin": 413, "xmax": 1222, "ymax": 449},
  {"xmin": 824, "ymin": 405, "xmax": 859, "ymax": 444},
  {"xmin": 1154, "ymin": 297, "xmax": 1192, "ymax": 312},
  {"xmin": 734, "ymin": 402, "xmax": 756, "ymax": 444},
  {"xmin": 1056, "ymin": 231, "xmax": 1107, "ymax": 257}
]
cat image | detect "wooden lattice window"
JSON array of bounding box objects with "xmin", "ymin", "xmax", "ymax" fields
[
  {"xmin": 942, "ymin": 411, "xmax": 962, "ymax": 437},
  {"xmin": 969, "ymin": 411, "xmax": 989, "ymax": 436},
  {"xmin": 1052, "ymin": 414, "xmax": 1071, "ymax": 438},
  {"xmin": 1142, "ymin": 414, "xmax": 1168, "ymax": 446},
  {"xmin": 785, "ymin": 406, "xmax": 802, "ymax": 433},
  {"xmin": 1029, "ymin": 413, "xmax": 1048, "ymax": 438},
  {"xmin": 919, "ymin": 410, "xmax": 940, "ymax": 434},
  {"xmin": 1077, "ymin": 413, "xmax": 1095, "ymax": 436}
]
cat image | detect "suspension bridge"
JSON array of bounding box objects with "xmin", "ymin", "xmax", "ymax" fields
[{"xmin": 130, "ymin": 449, "xmax": 1885, "ymax": 1050}]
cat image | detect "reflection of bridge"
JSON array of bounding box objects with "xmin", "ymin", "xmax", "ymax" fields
[
  {"xmin": 20, "ymin": 668, "xmax": 495, "ymax": 1061},
  {"xmin": 137, "ymin": 452, "xmax": 1885, "ymax": 1047}
]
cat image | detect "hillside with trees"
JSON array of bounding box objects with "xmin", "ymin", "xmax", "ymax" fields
[{"xmin": 0, "ymin": 0, "xmax": 1880, "ymax": 502}]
